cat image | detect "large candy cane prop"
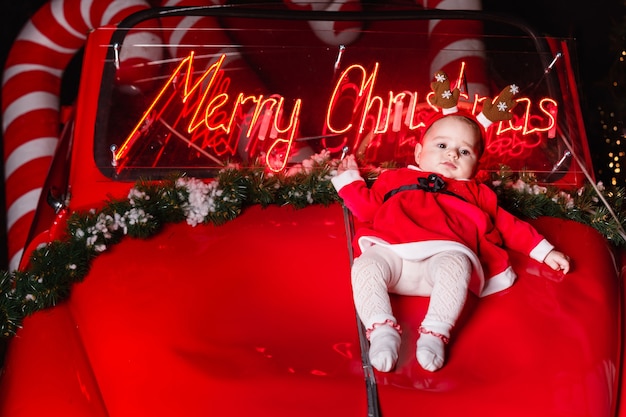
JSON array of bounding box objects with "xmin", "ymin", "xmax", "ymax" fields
[
  {"xmin": 2, "ymin": 0, "xmax": 160, "ymax": 271},
  {"xmin": 157, "ymin": 0, "xmax": 254, "ymax": 77},
  {"xmin": 282, "ymin": 0, "xmax": 363, "ymax": 46},
  {"xmin": 156, "ymin": 0, "xmax": 279, "ymax": 163},
  {"xmin": 418, "ymin": 0, "xmax": 488, "ymax": 96}
]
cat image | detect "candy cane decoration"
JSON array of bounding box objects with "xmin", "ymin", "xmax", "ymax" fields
[
  {"xmin": 282, "ymin": 0, "xmax": 363, "ymax": 46},
  {"xmin": 156, "ymin": 0, "xmax": 280, "ymax": 162},
  {"xmin": 157, "ymin": 0, "xmax": 241, "ymax": 66},
  {"xmin": 2, "ymin": 0, "xmax": 161, "ymax": 271},
  {"xmin": 417, "ymin": 0, "xmax": 488, "ymax": 96}
]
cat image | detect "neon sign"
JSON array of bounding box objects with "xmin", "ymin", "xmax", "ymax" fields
[
  {"xmin": 114, "ymin": 52, "xmax": 558, "ymax": 172},
  {"xmin": 115, "ymin": 52, "xmax": 301, "ymax": 171}
]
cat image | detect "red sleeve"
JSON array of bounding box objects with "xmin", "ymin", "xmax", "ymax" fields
[
  {"xmin": 477, "ymin": 184, "xmax": 546, "ymax": 254},
  {"xmin": 337, "ymin": 180, "xmax": 385, "ymax": 222},
  {"xmin": 332, "ymin": 170, "xmax": 390, "ymax": 222}
]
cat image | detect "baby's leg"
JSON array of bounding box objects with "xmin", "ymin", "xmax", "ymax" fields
[
  {"xmin": 351, "ymin": 245, "xmax": 403, "ymax": 372},
  {"xmin": 417, "ymin": 251, "xmax": 471, "ymax": 372}
]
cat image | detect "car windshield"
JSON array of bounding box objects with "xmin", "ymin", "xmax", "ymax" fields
[{"xmin": 94, "ymin": 5, "xmax": 590, "ymax": 187}]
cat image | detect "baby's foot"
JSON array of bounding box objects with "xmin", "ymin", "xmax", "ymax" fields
[
  {"xmin": 368, "ymin": 324, "xmax": 401, "ymax": 372},
  {"xmin": 416, "ymin": 329, "xmax": 447, "ymax": 372}
]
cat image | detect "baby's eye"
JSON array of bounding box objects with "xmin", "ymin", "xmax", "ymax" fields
[
  {"xmin": 437, "ymin": 143, "xmax": 446, "ymax": 149},
  {"xmin": 460, "ymin": 149, "xmax": 471, "ymax": 156}
]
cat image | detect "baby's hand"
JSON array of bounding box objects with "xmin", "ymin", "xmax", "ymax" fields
[
  {"xmin": 543, "ymin": 250, "xmax": 570, "ymax": 274},
  {"xmin": 337, "ymin": 154, "xmax": 359, "ymax": 175}
]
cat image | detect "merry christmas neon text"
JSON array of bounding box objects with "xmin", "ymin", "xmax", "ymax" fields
[{"xmin": 115, "ymin": 52, "xmax": 558, "ymax": 172}]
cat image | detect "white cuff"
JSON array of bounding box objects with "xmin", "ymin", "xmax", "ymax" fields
[
  {"xmin": 476, "ymin": 112, "xmax": 493, "ymax": 129},
  {"xmin": 529, "ymin": 239, "xmax": 555, "ymax": 263},
  {"xmin": 331, "ymin": 169, "xmax": 364, "ymax": 191},
  {"xmin": 442, "ymin": 105, "xmax": 458, "ymax": 115}
]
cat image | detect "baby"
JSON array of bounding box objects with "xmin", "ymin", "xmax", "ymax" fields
[{"xmin": 332, "ymin": 111, "xmax": 570, "ymax": 372}]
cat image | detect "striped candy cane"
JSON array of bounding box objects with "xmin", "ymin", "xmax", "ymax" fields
[
  {"xmin": 2, "ymin": 0, "xmax": 160, "ymax": 270},
  {"xmin": 282, "ymin": 0, "xmax": 363, "ymax": 46},
  {"xmin": 157, "ymin": 0, "xmax": 237, "ymax": 64},
  {"xmin": 418, "ymin": 0, "xmax": 488, "ymax": 96},
  {"xmin": 157, "ymin": 0, "xmax": 275, "ymax": 161}
]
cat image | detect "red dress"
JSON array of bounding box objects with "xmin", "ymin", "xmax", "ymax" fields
[{"xmin": 331, "ymin": 166, "xmax": 554, "ymax": 297}]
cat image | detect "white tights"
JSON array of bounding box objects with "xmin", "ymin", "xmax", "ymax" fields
[{"xmin": 351, "ymin": 244, "xmax": 471, "ymax": 372}]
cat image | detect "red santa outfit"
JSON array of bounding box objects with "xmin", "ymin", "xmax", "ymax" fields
[
  {"xmin": 332, "ymin": 165, "xmax": 555, "ymax": 297},
  {"xmin": 330, "ymin": 71, "xmax": 564, "ymax": 372}
]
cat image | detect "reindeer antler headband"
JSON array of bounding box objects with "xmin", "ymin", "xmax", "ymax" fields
[{"xmin": 429, "ymin": 70, "xmax": 520, "ymax": 129}]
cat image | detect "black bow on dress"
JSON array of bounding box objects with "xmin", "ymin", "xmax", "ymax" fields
[
  {"xmin": 417, "ymin": 173, "xmax": 447, "ymax": 193},
  {"xmin": 383, "ymin": 173, "xmax": 466, "ymax": 203}
]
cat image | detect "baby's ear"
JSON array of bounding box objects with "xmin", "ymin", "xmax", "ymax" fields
[{"xmin": 414, "ymin": 142, "xmax": 423, "ymax": 161}]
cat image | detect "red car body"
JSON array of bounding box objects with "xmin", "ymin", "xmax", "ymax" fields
[{"xmin": 0, "ymin": 3, "xmax": 623, "ymax": 416}]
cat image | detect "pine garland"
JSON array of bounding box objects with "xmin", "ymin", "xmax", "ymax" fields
[
  {"xmin": 0, "ymin": 152, "xmax": 624, "ymax": 338},
  {"xmin": 490, "ymin": 166, "xmax": 626, "ymax": 245}
]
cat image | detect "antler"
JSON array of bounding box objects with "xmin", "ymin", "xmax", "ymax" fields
[
  {"xmin": 429, "ymin": 70, "xmax": 520, "ymax": 129},
  {"xmin": 430, "ymin": 71, "xmax": 460, "ymax": 115},
  {"xmin": 477, "ymin": 84, "xmax": 520, "ymax": 128}
]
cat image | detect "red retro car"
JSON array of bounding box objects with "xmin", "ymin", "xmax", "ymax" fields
[{"xmin": 0, "ymin": 2, "xmax": 624, "ymax": 416}]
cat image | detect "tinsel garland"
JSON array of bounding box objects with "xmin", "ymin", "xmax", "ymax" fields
[{"xmin": 0, "ymin": 151, "xmax": 624, "ymax": 338}]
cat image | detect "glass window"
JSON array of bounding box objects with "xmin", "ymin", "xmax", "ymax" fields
[{"xmin": 94, "ymin": 5, "xmax": 589, "ymax": 186}]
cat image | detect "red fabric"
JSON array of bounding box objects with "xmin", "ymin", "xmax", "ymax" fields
[{"xmin": 336, "ymin": 167, "xmax": 547, "ymax": 282}]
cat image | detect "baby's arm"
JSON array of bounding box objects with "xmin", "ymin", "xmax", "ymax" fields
[
  {"xmin": 543, "ymin": 250, "xmax": 570, "ymax": 274},
  {"xmin": 331, "ymin": 155, "xmax": 384, "ymax": 221},
  {"xmin": 478, "ymin": 185, "xmax": 571, "ymax": 275}
]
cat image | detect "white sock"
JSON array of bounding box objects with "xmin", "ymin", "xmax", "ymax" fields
[
  {"xmin": 368, "ymin": 323, "xmax": 401, "ymax": 372},
  {"xmin": 416, "ymin": 251, "xmax": 471, "ymax": 372},
  {"xmin": 351, "ymin": 251, "xmax": 403, "ymax": 372},
  {"xmin": 416, "ymin": 329, "xmax": 446, "ymax": 372}
]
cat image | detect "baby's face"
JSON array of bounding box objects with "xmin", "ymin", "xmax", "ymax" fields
[{"xmin": 414, "ymin": 116, "xmax": 482, "ymax": 180}]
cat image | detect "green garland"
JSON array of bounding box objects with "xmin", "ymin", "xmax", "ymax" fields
[
  {"xmin": 490, "ymin": 167, "xmax": 626, "ymax": 245},
  {"xmin": 0, "ymin": 153, "xmax": 624, "ymax": 338}
]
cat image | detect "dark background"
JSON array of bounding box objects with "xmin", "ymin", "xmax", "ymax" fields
[{"xmin": 0, "ymin": 0, "xmax": 625, "ymax": 272}]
